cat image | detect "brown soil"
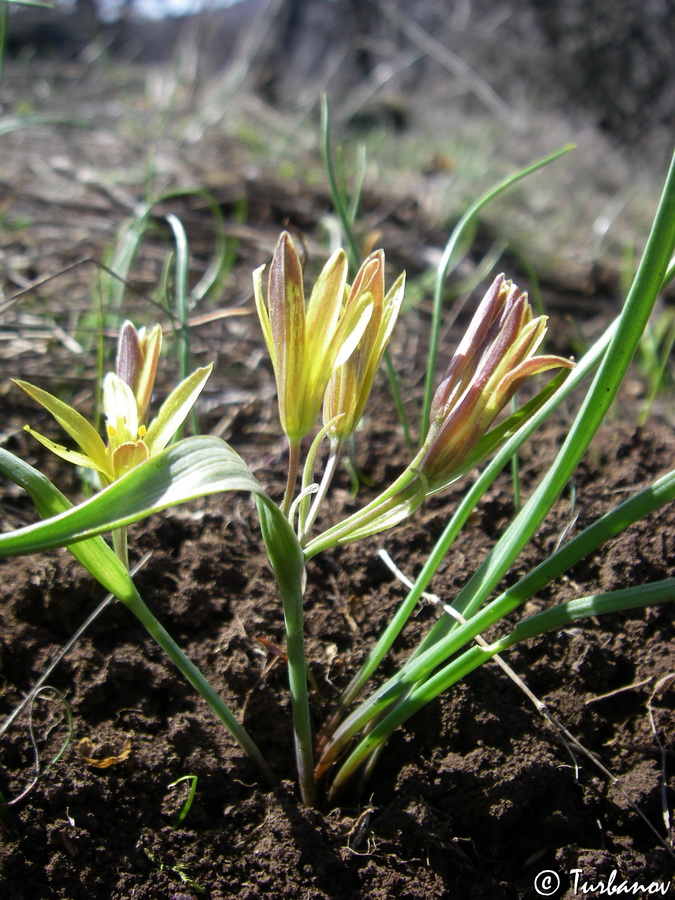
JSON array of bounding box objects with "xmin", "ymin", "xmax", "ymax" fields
[
  {"xmin": 0, "ymin": 396, "xmax": 673, "ymax": 899},
  {"xmin": 0, "ymin": 58, "xmax": 674, "ymax": 900}
]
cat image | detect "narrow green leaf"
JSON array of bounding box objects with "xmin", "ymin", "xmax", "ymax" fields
[
  {"xmin": 0, "ymin": 436, "xmax": 266, "ymax": 557},
  {"xmin": 164, "ymin": 213, "xmax": 192, "ymax": 437},
  {"xmin": 21, "ymin": 427, "xmax": 109, "ymax": 476},
  {"xmin": 317, "ymin": 464, "xmax": 674, "ymax": 776},
  {"xmin": 0, "ymin": 448, "xmax": 139, "ymax": 603},
  {"xmin": 421, "ymin": 144, "xmax": 576, "ymax": 435},
  {"xmin": 329, "ymin": 578, "xmax": 674, "ymax": 797},
  {"xmin": 499, "ymin": 580, "xmax": 675, "ymax": 647}
]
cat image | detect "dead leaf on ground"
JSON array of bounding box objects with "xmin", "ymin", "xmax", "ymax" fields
[{"xmin": 77, "ymin": 737, "xmax": 132, "ymax": 769}]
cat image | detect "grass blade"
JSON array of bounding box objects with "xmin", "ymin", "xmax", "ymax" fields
[
  {"xmin": 421, "ymin": 144, "xmax": 576, "ymax": 436},
  {"xmin": 330, "ymin": 578, "xmax": 674, "ymax": 796}
]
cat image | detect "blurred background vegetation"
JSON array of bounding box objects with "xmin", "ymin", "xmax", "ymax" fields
[
  {"xmin": 2, "ymin": 0, "xmax": 674, "ymax": 412},
  {"xmin": 5, "ymin": 0, "xmax": 675, "ymax": 281}
]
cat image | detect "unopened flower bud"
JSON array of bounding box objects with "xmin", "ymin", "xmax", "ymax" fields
[
  {"xmin": 254, "ymin": 232, "xmax": 373, "ymax": 444},
  {"xmin": 323, "ymin": 251, "xmax": 405, "ymax": 441},
  {"xmin": 419, "ymin": 274, "xmax": 575, "ymax": 491}
]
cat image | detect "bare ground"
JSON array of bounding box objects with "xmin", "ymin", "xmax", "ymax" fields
[{"xmin": 0, "ymin": 59, "xmax": 674, "ymax": 900}]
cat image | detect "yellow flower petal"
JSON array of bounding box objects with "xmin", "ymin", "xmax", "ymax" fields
[
  {"xmin": 22, "ymin": 426, "xmax": 112, "ymax": 479},
  {"xmin": 144, "ymin": 364, "xmax": 213, "ymax": 454},
  {"xmin": 110, "ymin": 440, "xmax": 150, "ymax": 479},
  {"xmin": 103, "ymin": 373, "xmax": 139, "ymax": 449},
  {"xmin": 304, "ymin": 247, "xmax": 348, "ymax": 340},
  {"xmin": 253, "ymin": 264, "xmax": 275, "ymax": 365},
  {"xmin": 132, "ymin": 323, "xmax": 162, "ymax": 424},
  {"xmin": 13, "ymin": 379, "xmax": 109, "ymax": 472}
]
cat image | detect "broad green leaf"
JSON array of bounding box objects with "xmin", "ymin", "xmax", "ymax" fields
[
  {"xmin": 0, "ymin": 448, "xmax": 139, "ymax": 603},
  {"xmin": 0, "ymin": 436, "xmax": 266, "ymax": 557}
]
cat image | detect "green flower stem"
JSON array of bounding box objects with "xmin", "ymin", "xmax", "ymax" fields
[
  {"xmin": 282, "ymin": 438, "xmax": 302, "ymax": 519},
  {"xmin": 304, "ymin": 465, "xmax": 427, "ymax": 559},
  {"xmin": 328, "ymin": 579, "xmax": 672, "ymax": 798},
  {"xmin": 299, "ymin": 435, "xmax": 342, "ymax": 544},
  {"xmin": 296, "ymin": 427, "xmax": 328, "ymax": 538},
  {"xmin": 125, "ymin": 585, "xmax": 277, "ymax": 788},
  {"xmin": 297, "ymin": 418, "xmax": 346, "ymax": 542},
  {"xmin": 257, "ymin": 497, "xmax": 317, "ymax": 806},
  {"xmin": 112, "ymin": 526, "xmax": 129, "ymax": 569},
  {"xmin": 315, "ymin": 467, "xmax": 675, "ymax": 777}
]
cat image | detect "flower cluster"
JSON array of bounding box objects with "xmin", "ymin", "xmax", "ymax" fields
[{"xmin": 267, "ymin": 253, "xmax": 575, "ymax": 555}]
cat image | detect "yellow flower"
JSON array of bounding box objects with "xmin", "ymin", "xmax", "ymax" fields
[
  {"xmin": 14, "ymin": 321, "xmax": 212, "ymax": 484},
  {"xmin": 253, "ymin": 232, "xmax": 373, "ymax": 445},
  {"xmin": 419, "ymin": 274, "xmax": 575, "ymax": 492},
  {"xmin": 323, "ymin": 250, "xmax": 405, "ymax": 441}
]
